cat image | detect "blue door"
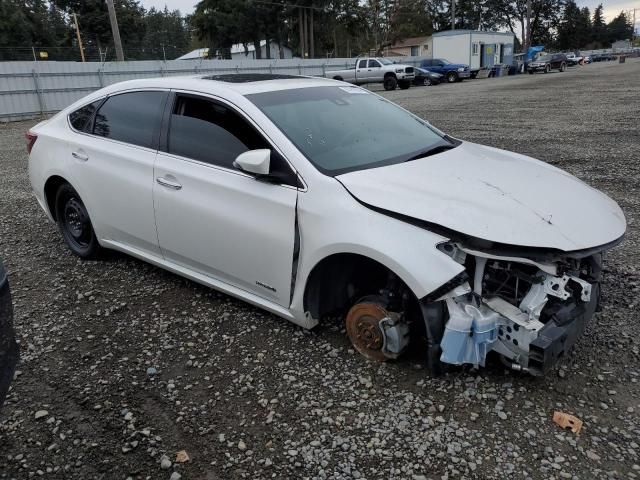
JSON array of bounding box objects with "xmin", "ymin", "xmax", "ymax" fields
[{"xmin": 482, "ymin": 44, "xmax": 496, "ymax": 68}]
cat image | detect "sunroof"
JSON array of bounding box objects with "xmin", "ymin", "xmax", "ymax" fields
[{"xmin": 202, "ymin": 74, "xmax": 303, "ymax": 83}]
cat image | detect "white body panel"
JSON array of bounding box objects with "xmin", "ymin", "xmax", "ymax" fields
[
  {"xmin": 337, "ymin": 141, "xmax": 626, "ymax": 252},
  {"xmin": 153, "ymin": 151, "xmax": 297, "ymax": 307}
]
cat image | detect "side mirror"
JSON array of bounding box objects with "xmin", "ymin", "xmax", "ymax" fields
[{"xmin": 233, "ymin": 149, "xmax": 271, "ymax": 175}]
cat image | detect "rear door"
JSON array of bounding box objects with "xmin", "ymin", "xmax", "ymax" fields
[
  {"xmin": 66, "ymin": 90, "xmax": 167, "ymax": 256},
  {"xmin": 153, "ymin": 92, "xmax": 299, "ymax": 306}
]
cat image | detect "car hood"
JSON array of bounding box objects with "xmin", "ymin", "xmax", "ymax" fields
[{"xmin": 336, "ymin": 141, "xmax": 626, "ymax": 252}]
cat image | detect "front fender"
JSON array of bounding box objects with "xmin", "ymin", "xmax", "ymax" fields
[{"xmin": 290, "ymin": 182, "xmax": 465, "ymax": 323}]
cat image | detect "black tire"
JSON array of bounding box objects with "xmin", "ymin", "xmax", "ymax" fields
[
  {"xmin": 423, "ymin": 77, "xmax": 432, "ymax": 86},
  {"xmin": 544, "ymin": 64, "xmax": 551, "ymax": 73},
  {"xmin": 383, "ymin": 75, "xmax": 397, "ymax": 91},
  {"xmin": 55, "ymin": 183, "xmax": 101, "ymax": 259},
  {"xmin": 398, "ymin": 80, "xmax": 411, "ymax": 90},
  {"xmin": 446, "ymin": 71, "xmax": 458, "ymax": 83},
  {"xmin": 528, "ymin": 70, "xmax": 535, "ymax": 74},
  {"xmin": 560, "ymin": 62, "xmax": 566, "ymax": 72}
]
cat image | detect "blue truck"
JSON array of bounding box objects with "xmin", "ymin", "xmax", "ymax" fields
[{"xmin": 420, "ymin": 58, "xmax": 471, "ymax": 83}]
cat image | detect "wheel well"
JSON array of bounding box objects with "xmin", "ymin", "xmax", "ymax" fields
[
  {"xmin": 384, "ymin": 72, "xmax": 397, "ymax": 79},
  {"xmin": 44, "ymin": 175, "xmax": 69, "ymax": 221},
  {"xmin": 333, "ymin": 76, "xmax": 343, "ymax": 81},
  {"xmin": 303, "ymin": 253, "xmax": 415, "ymax": 322}
]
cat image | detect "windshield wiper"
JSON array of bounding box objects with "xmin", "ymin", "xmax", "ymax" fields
[{"xmin": 404, "ymin": 143, "xmax": 456, "ymax": 162}]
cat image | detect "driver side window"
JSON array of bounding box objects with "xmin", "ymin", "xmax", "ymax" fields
[
  {"xmin": 168, "ymin": 95, "xmax": 267, "ymax": 169},
  {"xmin": 368, "ymin": 60, "xmax": 381, "ymax": 68}
]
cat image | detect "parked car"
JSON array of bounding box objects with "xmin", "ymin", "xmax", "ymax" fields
[
  {"xmin": 565, "ymin": 53, "xmax": 583, "ymax": 66},
  {"xmin": 593, "ymin": 53, "xmax": 615, "ymax": 62},
  {"xmin": 419, "ymin": 58, "xmax": 471, "ymax": 83},
  {"xmin": 0, "ymin": 259, "xmax": 19, "ymax": 410},
  {"xmin": 326, "ymin": 57, "xmax": 414, "ymax": 90},
  {"xmin": 413, "ymin": 67, "xmax": 443, "ymax": 86},
  {"xmin": 528, "ymin": 53, "xmax": 568, "ymax": 73},
  {"xmin": 27, "ymin": 74, "xmax": 626, "ymax": 375}
]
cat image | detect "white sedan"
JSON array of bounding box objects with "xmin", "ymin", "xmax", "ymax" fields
[{"xmin": 27, "ymin": 74, "xmax": 625, "ymax": 375}]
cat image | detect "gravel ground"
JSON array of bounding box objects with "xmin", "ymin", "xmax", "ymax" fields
[{"xmin": 0, "ymin": 59, "xmax": 639, "ymax": 480}]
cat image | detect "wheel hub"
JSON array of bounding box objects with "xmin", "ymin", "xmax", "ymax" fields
[
  {"xmin": 64, "ymin": 198, "xmax": 89, "ymax": 243},
  {"xmin": 345, "ymin": 303, "xmax": 389, "ymax": 362}
]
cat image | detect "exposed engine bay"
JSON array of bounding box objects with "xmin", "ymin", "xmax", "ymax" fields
[{"xmin": 344, "ymin": 241, "xmax": 604, "ymax": 375}]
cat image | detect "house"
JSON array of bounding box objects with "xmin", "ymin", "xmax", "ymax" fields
[
  {"xmin": 432, "ymin": 30, "xmax": 515, "ymax": 73},
  {"xmin": 176, "ymin": 41, "xmax": 293, "ymax": 61},
  {"xmin": 385, "ymin": 36, "xmax": 432, "ymax": 57}
]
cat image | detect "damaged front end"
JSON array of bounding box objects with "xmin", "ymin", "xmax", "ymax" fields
[{"xmin": 426, "ymin": 242, "xmax": 603, "ymax": 375}]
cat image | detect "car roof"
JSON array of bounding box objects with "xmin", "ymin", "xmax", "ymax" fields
[{"xmin": 94, "ymin": 74, "xmax": 341, "ymax": 98}]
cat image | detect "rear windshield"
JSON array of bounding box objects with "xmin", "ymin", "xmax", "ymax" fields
[{"xmin": 246, "ymin": 86, "xmax": 451, "ymax": 176}]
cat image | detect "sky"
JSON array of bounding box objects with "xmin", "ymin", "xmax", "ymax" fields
[{"xmin": 138, "ymin": 0, "xmax": 638, "ymax": 28}]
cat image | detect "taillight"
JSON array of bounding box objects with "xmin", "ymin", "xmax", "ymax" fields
[{"xmin": 25, "ymin": 131, "xmax": 37, "ymax": 154}]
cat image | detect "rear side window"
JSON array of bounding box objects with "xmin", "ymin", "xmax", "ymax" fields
[
  {"xmin": 69, "ymin": 100, "xmax": 101, "ymax": 132},
  {"xmin": 167, "ymin": 95, "xmax": 268, "ymax": 168},
  {"xmin": 93, "ymin": 91, "xmax": 166, "ymax": 149}
]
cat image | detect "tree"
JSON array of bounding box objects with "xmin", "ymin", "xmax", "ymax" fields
[
  {"xmin": 592, "ymin": 4, "xmax": 606, "ymax": 47},
  {"xmin": 53, "ymin": 0, "xmax": 146, "ymax": 58},
  {"xmin": 142, "ymin": 7, "xmax": 191, "ymax": 59},
  {"xmin": 606, "ymin": 11, "xmax": 633, "ymax": 45}
]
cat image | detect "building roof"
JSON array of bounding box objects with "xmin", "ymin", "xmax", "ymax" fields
[
  {"xmin": 433, "ymin": 29, "xmax": 515, "ymax": 37},
  {"xmin": 389, "ymin": 36, "xmax": 432, "ymax": 48}
]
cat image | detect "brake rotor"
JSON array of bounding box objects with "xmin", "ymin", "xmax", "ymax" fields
[{"xmin": 345, "ymin": 302, "xmax": 390, "ymax": 362}]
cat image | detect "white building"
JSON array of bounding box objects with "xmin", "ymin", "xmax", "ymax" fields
[
  {"xmin": 176, "ymin": 41, "xmax": 292, "ymax": 61},
  {"xmin": 431, "ymin": 30, "xmax": 515, "ymax": 73}
]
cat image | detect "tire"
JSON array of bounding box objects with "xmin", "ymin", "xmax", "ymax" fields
[
  {"xmin": 528, "ymin": 70, "xmax": 534, "ymax": 75},
  {"xmin": 399, "ymin": 80, "xmax": 411, "ymax": 90},
  {"xmin": 560, "ymin": 63, "xmax": 566, "ymax": 72},
  {"xmin": 544, "ymin": 64, "xmax": 551, "ymax": 73},
  {"xmin": 423, "ymin": 77, "xmax": 432, "ymax": 86},
  {"xmin": 446, "ymin": 71, "xmax": 458, "ymax": 83},
  {"xmin": 55, "ymin": 183, "xmax": 101, "ymax": 259},
  {"xmin": 383, "ymin": 75, "xmax": 397, "ymax": 91}
]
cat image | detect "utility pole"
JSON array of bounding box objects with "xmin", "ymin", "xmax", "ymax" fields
[
  {"xmin": 310, "ymin": 8, "xmax": 315, "ymax": 58},
  {"xmin": 298, "ymin": 7, "xmax": 305, "ymax": 58},
  {"xmin": 451, "ymin": 0, "xmax": 456, "ymax": 30},
  {"xmin": 105, "ymin": 0, "xmax": 125, "ymax": 61},
  {"xmin": 72, "ymin": 13, "xmax": 86, "ymax": 62},
  {"xmin": 525, "ymin": 0, "xmax": 532, "ymax": 53}
]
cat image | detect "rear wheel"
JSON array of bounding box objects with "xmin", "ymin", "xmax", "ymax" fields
[
  {"xmin": 446, "ymin": 71, "xmax": 458, "ymax": 83},
  {"xmin": 383, "ymin": 75, "xmax": 398, "ymax": 91},
  {"xmin": 560, "ymin": 62, "xmax": 566, "ymax": 72},
  {"xmin": 55, "ymin": 184, "xmax": 101, "ymax": 258},
  {"xmin": 423, "ymin": 77, "xmax": 432, "ymax": 86}
]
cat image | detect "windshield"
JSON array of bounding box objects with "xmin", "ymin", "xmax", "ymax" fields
[
  {"xmin": 378, "ymin": 58, "xmax": 394, "ymax": 65},
  {"xmin": 247, "ymin": 86, "xmax": 453, "ymax": 176},
  {"xmin": 537, "ymin": 55, "xmax": 551, "ymax": 62}
]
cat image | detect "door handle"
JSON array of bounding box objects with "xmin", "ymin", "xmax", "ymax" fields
[
  {"xmin": 156, "ymin": 177, "xmax": 182, "ymax": 190},
  {"xmin": 72, "ymin": 151, "xmax": 89, "ymax": 161}
]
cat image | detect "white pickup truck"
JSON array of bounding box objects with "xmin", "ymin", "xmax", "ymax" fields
[{"xmin": 326, "ymin": 57, "xmax": 415, "ymax": 91}]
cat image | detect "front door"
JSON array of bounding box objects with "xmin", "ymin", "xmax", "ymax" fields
[{"xmin": 153, "ymin": 93, "xmax": 299, "ymax": 307}]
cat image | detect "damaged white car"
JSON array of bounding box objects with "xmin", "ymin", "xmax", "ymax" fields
[{"xmin": 27, "ymin": 74, "xmax": 626, "ymax": 375}]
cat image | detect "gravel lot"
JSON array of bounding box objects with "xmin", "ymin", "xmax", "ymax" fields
[{"xmin": 1, "ymin": 59, "xmax": 639, "ymax": 480}]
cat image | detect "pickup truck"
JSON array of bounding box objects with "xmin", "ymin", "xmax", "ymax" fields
[
  {"xmin": 326, "ymin": 57, "xmax": 415, "ymax": 90},
  {"xmin": 420, "ymin": 58, "xmax": 471, "ymax": 83}
]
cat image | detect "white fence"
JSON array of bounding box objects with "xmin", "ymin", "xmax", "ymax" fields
[{"xmin": 0, "ymin": 56, "xmax": 426, "ymax": 122}]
